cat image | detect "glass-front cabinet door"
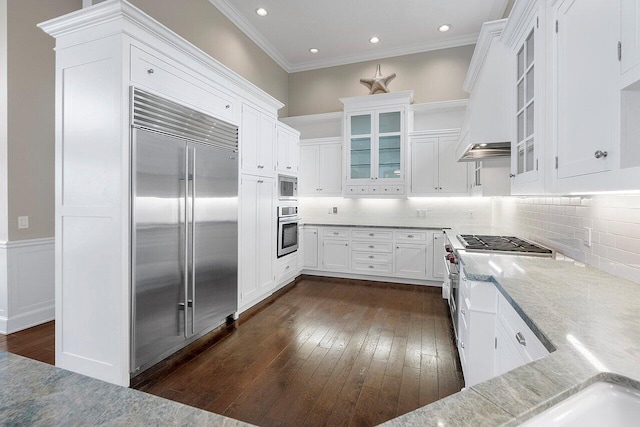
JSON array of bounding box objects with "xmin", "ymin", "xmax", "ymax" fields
[
  {"xmin": 349, "ymin": 114, "xmax": 372, "ymax": 180},
  {"xmin": 377, "ymin": 111, "xmax": 402, "ymax": 179},
  {"xmin": 347, "ymin": 109, "xmax": 403, "ymax": 183}
]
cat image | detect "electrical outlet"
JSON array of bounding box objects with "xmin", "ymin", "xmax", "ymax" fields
[
  {"xmin": 332, "ymin": 207, "xmax": 338, "ymax": 214},
  {"xmin": 584, "ymin": 227, "xmax": 592, "ymax": 247},
  {"xmin": 18, "ymin": 216, "xmax": 29, "ymax": 229}
]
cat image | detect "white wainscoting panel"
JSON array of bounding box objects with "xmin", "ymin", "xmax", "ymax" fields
[{"xmin": 0, "ymin": 238, "xmax": 55, "ymax": 334}]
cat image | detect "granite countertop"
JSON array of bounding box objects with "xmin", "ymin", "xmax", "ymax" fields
[
  {"xmin": 384, "ymin": 230, "xmax": 640, "ymax": 426},
  {"xmin": 301, "ymin": 223, "xmax": 449, "ymax": 230},
  {"xmin": 0, "ymin": 351, "xmax": 251, "ymax": 426}
]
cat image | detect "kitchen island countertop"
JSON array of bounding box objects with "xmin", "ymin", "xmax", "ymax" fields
[
  {"xmin": 383, "ymin": 230, "xmax": 640, "ymax": 426},
  {"xmin": 0, "ymin": 350, "xmax": 251, "ymax": 426}
]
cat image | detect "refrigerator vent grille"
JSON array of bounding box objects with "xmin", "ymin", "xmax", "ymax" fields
[{"xmin": 132, "ymin": 88, "xmax": 238, "ymax": 150}]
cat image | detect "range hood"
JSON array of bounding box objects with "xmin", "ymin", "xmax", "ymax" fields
[{"xmin": 459, "ymin": 141, "xmax": 511, "ymax": 161}]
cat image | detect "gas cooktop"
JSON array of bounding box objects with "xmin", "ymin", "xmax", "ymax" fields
[{"xmin": 457, "ymin": 234, "xmax": 554, "ymax": 257}]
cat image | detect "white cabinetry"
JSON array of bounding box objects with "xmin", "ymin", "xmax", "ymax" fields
[
  {"xmin": 299, "ymin": 138, "xmax": 342, "ymax": 196},
  {"xmin": 304, "ymin": 226, "xmax": 441, "ymax": 284},
  {"xmin": 457, "ymin": 267, "xmax": 498, "ymax": 387},
  {"xmin": 240, "ymin": 175, "xmax": 275, "ymax": 309},
  {"xmin": 276, "ymin": 123, "xmax": 300, "ymax": 175},
  {"xmin": 241, "ymin": 104, "xmax": 276, "ymax": 177},
  {"xmin": 432, "ymin": 233, "xmax": 445, "ymax": 280},
  {"xmin": 302, "ymin": 227, "xmax": 319, "ymax": 269},
  {"xmin": 553, "ymin": 0, "xmax": 619, "ymax": 180},
  {"xmin": 410, "ymin": 134, "xmax": 468, "ymax": 195},
  {"xmin": 322, "ymin": 238, "xmax": 351, "ymax": 272},
  {"xmin": 340, "ymin": 91, "xmax": 413, "ymax": 197},
  {"xmin": 40, "ymin": 1, "xmax": 284, "ymax": 386},
  {"xmin": 622, "ymin": 0, "xmax": 640, "ymax": 74}
]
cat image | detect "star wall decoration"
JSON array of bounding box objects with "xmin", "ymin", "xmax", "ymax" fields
[{"xmin": 360, "ymin": 64, "xmax": 396, "ymax": 95}]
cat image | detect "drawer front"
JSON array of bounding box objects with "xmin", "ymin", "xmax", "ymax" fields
[
  {"xmin": 352, "ymin": 241, "xmax": 393, "ymax": 253},
  {"xmin": 278, "ymin": 254, "xmax": 298, "ymax": 278},
  {"xmin": 498, "ymin": 296, "xmax": 548, "ymax": 361},
  {"xmin": 369, "ymin": 185, "xmax": 382, "ymax": 194},
  {"xmin": 131, "ymin": 46, "xmax": 236, "ymax": 123},
  {"xmin": 323, "ymin": 228, "xmax": 349, "ymax": 238},
  {"xmin": 346, "ymin": 186, "xmax": 358, "ymax": 195},
  {"xmin": 357, "ymin": 186, "xmax": 369, "ymax": 194},
  {"xmin": 381, "ymin": 185, "xmax": 405, "ymax": 195},
  {"xmin": 394, "ymin": 231, "xmax": 426, "ymax": 241},
  {"xmin": 352, "ymin": 230, "xmax": 393, "ymax": 240},
  {"xmin": 352, "ymin": 252, "xmax": 392, "ymax": 263},
  {"xmin": 353, "ymin": 262, "xmax": 393, "ymax": 274}
]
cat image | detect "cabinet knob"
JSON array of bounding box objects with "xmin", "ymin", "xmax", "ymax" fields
[
  {"xmin": 461, "ymin": 341, "xmax": 465, "ymax": 349},
  {"xmin": 333, "ymin": 232, "xmax": 339, "ymax": 235},
  {"xmin": 516, "ymin": 332, "xmax": 527, "ymax": 346},
  {"xmin": 286, "ymin": 265, "xmax": 290, "ymax": 270},
  {"xmin": 434, "ymin": 187, "xmax": 438, "ymax": 190},
  {"xmin": 368, "ymin": 255, "xmax": 374, "ymax": 259},
  {"xmin": 345, "ymin": 243, "xmax": 348, "ymax": 247},
  {"xmin": 368, "ymin": 245, "xmax": 375, "ymax": 248},
  {"xmin": 461, "ymin": 309, "xmax": 466, "ymax": 315},
  {"xmin": 407, "ymin": 235, "xmax": 414, "ymax": 238},
  {"xmin": 369, "ymin": 233, "xmax": 375, "ymax": 236},
  {"xmin": 509, "ymin": 173, "xmax": 516, "ymax": 178},
  {"xmin": 257, "ymin": 180, "xmax": 264, "ymax": 183},
  {"xmin": 225, "ymin": 104, "xmax": 230, "ymax": 109},
  {"xmin": 594, "ymin": 150, "xmax": 608, "ymax": 159},
  {"xmin": 147, "ymin": 68, "xmax": 154, "ymax": 74},
  {"xmin": 287, "ymin": 166, "xmax": 292, "ymax": 169},
  {"xmin": 257, "ymin": 165, "xmax": 264, "ymax": 169},
  {"xmin": 368, "ymin": 265, "xmax": 375, "ymax": 269}
]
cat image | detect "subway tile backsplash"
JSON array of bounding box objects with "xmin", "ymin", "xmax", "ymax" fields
[{"xmin": 492, "ymin": 195, "xmax": 640, "ymax": 285}]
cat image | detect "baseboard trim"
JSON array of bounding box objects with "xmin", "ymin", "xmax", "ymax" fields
[
  {"xmin": 301, "ymin": 269, "xmax": 442, "ymax": 287},
  {"xmin": 1, "ymin": 305, "xmax": 55, "ymax": 334}
]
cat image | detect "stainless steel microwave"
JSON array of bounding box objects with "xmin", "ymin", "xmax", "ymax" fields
[{"xmin": 278, "ymin": 175, "xmax": 297, "ymax": 200}]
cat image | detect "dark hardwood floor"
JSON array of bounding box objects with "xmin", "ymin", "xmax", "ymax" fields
[
  {"xmin": 2, "ymin": 277, "xmax": 464, "ymax": 426},
  {"xmin": 138, "ymin": 277, "xmax": 464, "ymax": 426},
  {"xmin": 0, "ymin": 321, "xmax": 55, "ymax": 365}
]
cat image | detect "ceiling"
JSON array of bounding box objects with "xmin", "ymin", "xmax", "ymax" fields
[{"xmin": 209, "ymin": 0, "xmax": 510, "ymax": 73}]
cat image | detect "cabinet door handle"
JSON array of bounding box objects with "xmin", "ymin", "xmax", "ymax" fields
[
  {"xmin": 368, "ymin": 255, "xmax": 374, "ymax": 259},
  {"xmin": 368, "ymin": 265, "xmax": 375, "ymax": 269},
  {"xmin": 460, "ymin": 341, "xmax": 465, "ymax": 349},
  {"xmin": 369, "ymin": 233, "xmax": 375, "ymax": 236},
  {"xmin": 516, "ymin": 332, "xmax": 527, "ymax": 346},
  {"xmin": 594, "ymin": 150, "xmax": 608, "ymax": 159},
  {"xmin": 286, "ymin": 265, "xmax": 290, "ymax": 270},
  {"xmin": 368, "ymin": 245, "xmax": 375, "ymax": 249},
  {"xmin": 257, "ymin": 165, "xmax": 264, "ymax": 169},
  {"xmin": 407, "ymin": 235, "xmax": 414, "ymax": 238},
  {"xmin": 287, "ymin": 166, "xmax": 292, "ymax": 169},
  {"xmin": 147, "ymin": 68, "xmax": 154, "ymax": 74},
  {"xmin": 257, "ymin": 180, "xmax": 264, "ymax": 183},
  {"xmin": 333, "ymin": 232, "xmax": 339, "ymax": 235}
]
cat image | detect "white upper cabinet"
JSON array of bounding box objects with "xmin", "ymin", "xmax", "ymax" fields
[
  {"xmin": 410, "ymin": 133, "xmax": 468, "ymax": 195},
  {"xmin": 299, "ymin": 138, "xmax": 342, "ymax": 196},
  {"xmin": 276, "ymin": 123, "xmax": 300, "ymax": 175},
  {"xmin": 621, "ymin": 0, "xmax": 640, "ymax": 74},
  {"xmin": 241, "ymin": 104, "xmax": 276, "ymax": 176},
  {"xmin": 340, "ymin": 91, "xmax": 413, "ymax": 197},
  {"xmin": 554, "ymin": 0, "xmax": 619, "ymax": 180}
]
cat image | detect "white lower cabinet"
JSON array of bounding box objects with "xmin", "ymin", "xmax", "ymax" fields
[
  {"xmin": 458, "ymin": 266, "xmax": 550, "ymax": 387},
  {"xmin": 303, "ymin": 226, "xmax": 441, "ymax": 283},
  {"xmin": 302, "ymin": 227, "xmax": 319, "ymax": 269},
  {"xmin": 322, "ymin": 239, "xmax": 350, "ymax": 272},
  {"xmin": 276, "ymin": 253, "xmax": 298, "ymax": 289},
  {"xmin": 432, "ymin": 232, "xmax": 445, "ymax": 280},
  {"xmin": 394, "ymin": 244, "xmax": 427, "ymax": 279},
  {"xmin": 239, "ymin": 175, "xmax": 275, "ymax": 309}
]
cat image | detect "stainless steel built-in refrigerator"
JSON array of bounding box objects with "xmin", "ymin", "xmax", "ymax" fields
[{"xmin": 130, "ymin": 89, "xmax": 238, "ymax": 375}]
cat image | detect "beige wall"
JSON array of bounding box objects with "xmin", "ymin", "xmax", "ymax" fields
[
  {"xmin": 129, "ymin": 0, "xmax": 289, "ymax": 116},
  {"xmin": 0, "ymin": 0, "xmax": 8, "ymax": 242},
  {"xmin": 287, "ymin": 45, "xmax": 475, "ymax": 117},
  {"xmin": 6, "ymin": 0, "xmax": 81, "ymax": 241}
]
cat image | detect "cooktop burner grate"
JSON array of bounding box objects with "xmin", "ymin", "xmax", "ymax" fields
[{"xmin": 457, "ymin": 235, "xmax": 553, "ymax": 255}]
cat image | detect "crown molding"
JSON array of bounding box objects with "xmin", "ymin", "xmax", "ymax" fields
[
  {"xmin": 409, "ymin": 128, "xmax": 462, "ymax": 138},
  {"xmin": 410, "ymin": 99, "xmax": 468, "ymax": 113},
  {"xmin": 340, "ymin": 90, "xmax": 414, "ymax": 110},
  {"xmin": 289, "ymin": 34, "xmax": 479, "ymax": 73},
  {"xmin": 281, "ymin": 111, "xmax": 343, "ymax": 125},
  {"xmin": 502, "ymin": 0, "xmax": 539, "ymax": 47},
  {"xmin": 38, "ymin": 0, "xmax": 284, "ymax": 112},
  {"xmin": 208, "ymin": 0, "xmax": 292, "ymax": 72},
  {"xmin": 489, "ymin": 0, "xmax": 511, "ymax": 20},
  {"xmin": 462, "ymin": 19, "xmax": 507, "ymax": 93}
]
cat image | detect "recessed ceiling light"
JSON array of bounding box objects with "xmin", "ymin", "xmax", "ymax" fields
[
  {"xmin": 369, "ymin": 36, "xmax": 380, "ymax": 44},
  {"xmin": 309, "ymin": 48, "xmax": 319, "ymax": 54},
  {"xmin": 438, "ymin": 24, "xmax": 452, "ymax": 32},
  {"xmin": 256, "ymin": 7, "xmax": 268, "ymax": 17}
]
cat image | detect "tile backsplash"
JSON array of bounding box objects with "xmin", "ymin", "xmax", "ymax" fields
[
  {"xmin": 299, "ymin": 197, "xmax": 493, "ymax": 228},
  {"xmin": 492, "ymin": 195, "xmax": 640, "ymax": 284}
]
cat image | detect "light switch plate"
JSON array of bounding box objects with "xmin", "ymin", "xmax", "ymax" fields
[{"xmin": 18, "ymin": 216, "xmax": 29, "ymax": 229}]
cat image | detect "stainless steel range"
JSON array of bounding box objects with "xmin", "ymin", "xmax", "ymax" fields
[{"xmin": 457, "ymin": 235, "xmax": 554, "ymax": 257}]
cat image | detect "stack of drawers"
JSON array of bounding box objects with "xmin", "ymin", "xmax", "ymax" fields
[{"xmin": 351, "ymin": 230, "xmax": 393, "ymax": 274}]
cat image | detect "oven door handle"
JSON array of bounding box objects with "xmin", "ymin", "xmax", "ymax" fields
[{"xmin": 279, "ymin": 217, "xmax": 300, "ymax": 225}]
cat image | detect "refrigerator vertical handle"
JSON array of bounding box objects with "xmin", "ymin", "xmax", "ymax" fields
[
  {"xmin": 190, "ymin": 146, "xmax": 196, "ymax": 336},
  {"xmin": 184, "ymin": 146, "xmax": 190, "ymax": 338}
]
